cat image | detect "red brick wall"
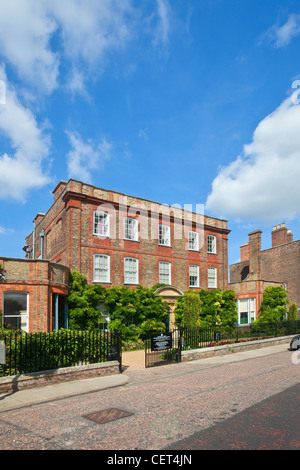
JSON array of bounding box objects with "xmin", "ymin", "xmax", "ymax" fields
[
  {"xmin": 0, "ymin": 259, "xmax": 69, "ymax": 333},
  {"xmin": 230, "ymin": 227, "xmax": 300, "ymax": 310},
  {"xmin": 24, "ymin": 179, "xmax": 230, "ymax": 293},
  {"xmin": 260, "ymin": 241, "xmax": 300, "ymax": 306}
]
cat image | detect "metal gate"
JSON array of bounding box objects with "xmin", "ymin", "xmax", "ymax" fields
[{"xmin": 145, "ymin": 329, "xmax": 182, "ymax": 368}]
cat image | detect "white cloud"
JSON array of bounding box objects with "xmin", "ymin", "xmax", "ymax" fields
[
  {"xmin": 0, "ymin": 0, "xmax": 135, "ymax": 94},
  {"xmin": 0, "ymin": 1, "xmax": 173, "ymax": 95},
  {"xmin": 205, "ymin": 95, "xmax": 300, "ymax": 222},
  {"xmin": 66, "ymin": 130, "xmax": 112, "ymax": 182},
  {"xmin": 261, "ymin": 13, "xmax": 300, "ymax": 48},
  {"xmin": 0, "ymin": 67, "xmax": 51, "ymax": 201},
  {"xmin": 0, "ymin": 0, "xmax": 59, "ymax": 94},
  {"xmin": 138, "ymin": 129, "xmax": 149, "ymax": 141},
  {"xmin": 50, "ymin": 0, "xmax": 133, "ymax": 65},
  {"xmin": 155, "ymin": 0, "xmax": 171, "ymax": 48},
  {"xmin": 0, "ymin": 226, "xmax": 14, "ymax": 235}
]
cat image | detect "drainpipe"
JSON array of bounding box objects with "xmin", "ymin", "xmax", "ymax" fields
[
  {"xmin": 40, "ymin": 230, "xmax": 45, "ymax": 259},
  {"xmin": 55, "ymin": 294, "xmax": 59, "ymax": 331},
  {"xmin": 32, "ymin": 221, "xmax": 36, "ymax": 259}
]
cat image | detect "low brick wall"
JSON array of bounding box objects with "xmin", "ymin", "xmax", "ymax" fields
[
  {"xmin": 182, "ymin": 335, "xmax": 294, "ymax": 362},
  {"xmin": 0, "ymin": 361, "xmax": 120, "ymax": 395}
]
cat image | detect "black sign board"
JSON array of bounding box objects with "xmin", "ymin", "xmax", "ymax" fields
[
  {"xmin": 151, "ymin": 332, "xmax": 172, "ymax": 352},
  {"xmin": 108, "ymin": 345, "xmax": 118, "ymax": 360}
]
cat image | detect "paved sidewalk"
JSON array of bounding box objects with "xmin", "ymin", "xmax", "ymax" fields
[
  {"xmin": 0, "ymin": 374, "xmax": 129, "ymax": 413},
  {"xmin": 0, "ymin": 342, "xmax": 292, "ymax": 414}
]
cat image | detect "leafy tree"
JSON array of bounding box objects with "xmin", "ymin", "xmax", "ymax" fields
[
  {"xmin": 106, "ymin": 285, "xmax": 168, "ymax": 341},
  {"xmin": 176, "ymin": 291, "xmax": 202, "ymax": 328},
  {"xmin": 67, "ymin": 272, "xmax": 169, "ymax": 341},
  {"xmin": 198, "ymin": 289, "xmax": 223, "ymax": 327},
  {"xmin": 256, "ymin": 286, "xmax": 288, "ymax": 323},
  {"xmin": 67, "ymin": 271, "xmax": 106, "ymax": 329},
  {"xmin": 219, "ymin": 289, "xmax": 238, "ymax": 327},
  {"xmin": 175, "ymin": 288, "xmax": 238, "ymax": 328},
  {"xmin": 288, "ymin": 303, "xmax": 298, "ymax": 321}
]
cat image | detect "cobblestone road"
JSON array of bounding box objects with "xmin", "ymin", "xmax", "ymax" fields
[{"xmin": 0, "ymin": 345, "xmax": 298, "ymax": 451}]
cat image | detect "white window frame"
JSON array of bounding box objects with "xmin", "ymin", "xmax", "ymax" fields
[
  {"xmin": 189, "ymin": 265, "xmax": 200, "ymax": 287},
  {"xmin": 207, "ymin": 235, "xmax": 217, "ymax": 254},
  {"xmin": 159, "ymin": 224, "xmax": 171, "ymax": 246},
  {"xmin": 188, "ymin": 231, "xmax": 199, "ymax": 251},
  {"xmin": 93, "ymin": 254, "xmax": 110, "ymax": 283},
  {"xmin": 124, "ymin": 257, "xmax": 139, "ymax": 284},
  {"xmin": 207, "ymin": 267, "xmax": 217, "ymax": 288},
  {"xmin": 93, "ymin": 210, "xmax": 109, "ymax": 237},
  {"xmin": 3, "ymin": 291, "xmax": 29, "ymax": 332},
  {"xmin": 237, "ymin": 298, "xmax": 256, "ymax": 325},
  {"xmin": 159, "ymin": 261, "xmax": 171, "ymax": 285},
  {"xmin": 124, "ymin": 217, "xmax": 138, "ymax": 241}
]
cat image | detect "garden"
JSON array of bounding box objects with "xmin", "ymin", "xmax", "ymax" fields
[
  {"xmin": 67, "ymin": 272, "xmax": 299, "ymax": 351},
  {"xmin": 1, "ymin": 269, "xmax": 299, "ymax": 377}
]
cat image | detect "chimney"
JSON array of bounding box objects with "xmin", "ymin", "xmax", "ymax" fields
[
  {"xmin": 248, "ymin": 230, "xmax": 262, "ymax": 279},
  {"xmin": 240, "ymin": 242, "xmax": 249, "ymax": 262},
  {"xmin": 53, "ymin": 180, "xmax": 67, "ymax": 202},
  {"xmin": 33, "ymin": 213, "xmax": 45, "ymax": 225},
  {"xmin": 272, "ymin": 223, "xmax": 293, "ymax": 247}
]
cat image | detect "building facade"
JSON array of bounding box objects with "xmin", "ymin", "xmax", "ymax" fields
[
  {"xmin": 230, "ymin": 224, "xmax": 300, "ymax": 324},
  {"xmin": 24, "ymin": 179, "xmax": 230, "ymax": 293},
  {"xmin": 0, "ymin": 258, "xmax": 69, "ymax": 333},
  {"xmin": 21, "ymin": 179, "xmax": 230, "ymax": 328}
]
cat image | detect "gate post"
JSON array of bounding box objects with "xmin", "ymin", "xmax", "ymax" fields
[
  {"xmin": 117, "ymin": 332, "xmax": 122, "ymax": 373},
  {"xmin": 178, "ymin": 328, "xmax": 182, "ymax": 363}
]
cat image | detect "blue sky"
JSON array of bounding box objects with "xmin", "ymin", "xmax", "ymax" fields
[{"xmin": 1, "ymin": 0, "xmax": 300, "ymax": 273}]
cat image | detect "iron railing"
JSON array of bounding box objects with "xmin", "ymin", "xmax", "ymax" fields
[
  {"xmin": 181, "ymin": 320, "xmax": 300, "ymax": 350},
  {"xmin": 0, "ymin": 329, "xmax": 122, "ymax": 377},
  {"xmin": 145, "ymin": 329, "xmax": 182, "ymax": 368}
]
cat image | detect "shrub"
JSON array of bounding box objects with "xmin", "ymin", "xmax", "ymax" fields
[
  {"xmin": 256, "ymin": 286, "xmax": 288, "ymax": 324},
  {"xmin": 175, "ymin": 288, "xmax": 238, "ymax": 328},
  {"xmin": 67, "ymin": 272, "xmax": 169, "ymax": 342},
  {"xmin": 288, "ymin": 303, "xmax": 298, "ymax": 321}
]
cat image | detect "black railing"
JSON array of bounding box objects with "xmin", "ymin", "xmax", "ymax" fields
[
  {"xmin": 145, "ymin": 329, "xmax": 182, "ymax": 368},
  {"xmin": 0, "ymin": 329, "xmax": 122, "ymax": 377},
  {"xmin": 181, "ymin": 320, "xmax": 300, "ymax": 350}
]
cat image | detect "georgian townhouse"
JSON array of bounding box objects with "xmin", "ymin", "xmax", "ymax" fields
[
  {"xmin": 22, "ymin": 179, "xmax": 230, "ymax": 328},
  {"xmin": 25, "ymin": 179, "xmax": 230, "ymax": 292}
]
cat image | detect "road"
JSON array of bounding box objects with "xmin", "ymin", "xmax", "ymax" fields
[{"xmin": 0, "ymin": 344, "xmax": 298, "ymax": 452}]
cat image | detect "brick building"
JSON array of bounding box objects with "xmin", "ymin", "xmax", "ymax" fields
[
  {"xmin": 229, "ymin": 224, "xmax": 300, "ymax": 324},
  {"xmin": 0, "ymin": 258, "xmax": 69, "ymax": 333},
  {"xmin": 23, "ymin": 179, "xmax": 230, "ymax": 327}
]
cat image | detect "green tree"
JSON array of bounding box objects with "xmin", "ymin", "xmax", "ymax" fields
[
  {"xmin": 180, "ymin": 290, "xmax": 202, "ymax": 328},
  {"xmin": 67, "ymin": 272, "xmax": 169, "ymax": 341},
  {"xmin": 199, "ymin": 289, "xmax": 223, "ymax": 327},
  {"xmin": 288, "ymin": 303, "xmax": 298, "ymax": 321},
  {"xmin": 257, "ymin": 286, "xmax": 288, "ymax": 323},
  {"xmin": 106, "ymin": 285, "xmax": 168, "ymax": 341},
  {"xmin": 219, "ymin": 290, "xmax": 238, "ymax": 327},
  {"xmin": 175, "ymin": 289, "xmax": 238, "ymax": 328},
  {"xmin": 67, "ymin": 271, "xmax": 106, "ymax": 329}
]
